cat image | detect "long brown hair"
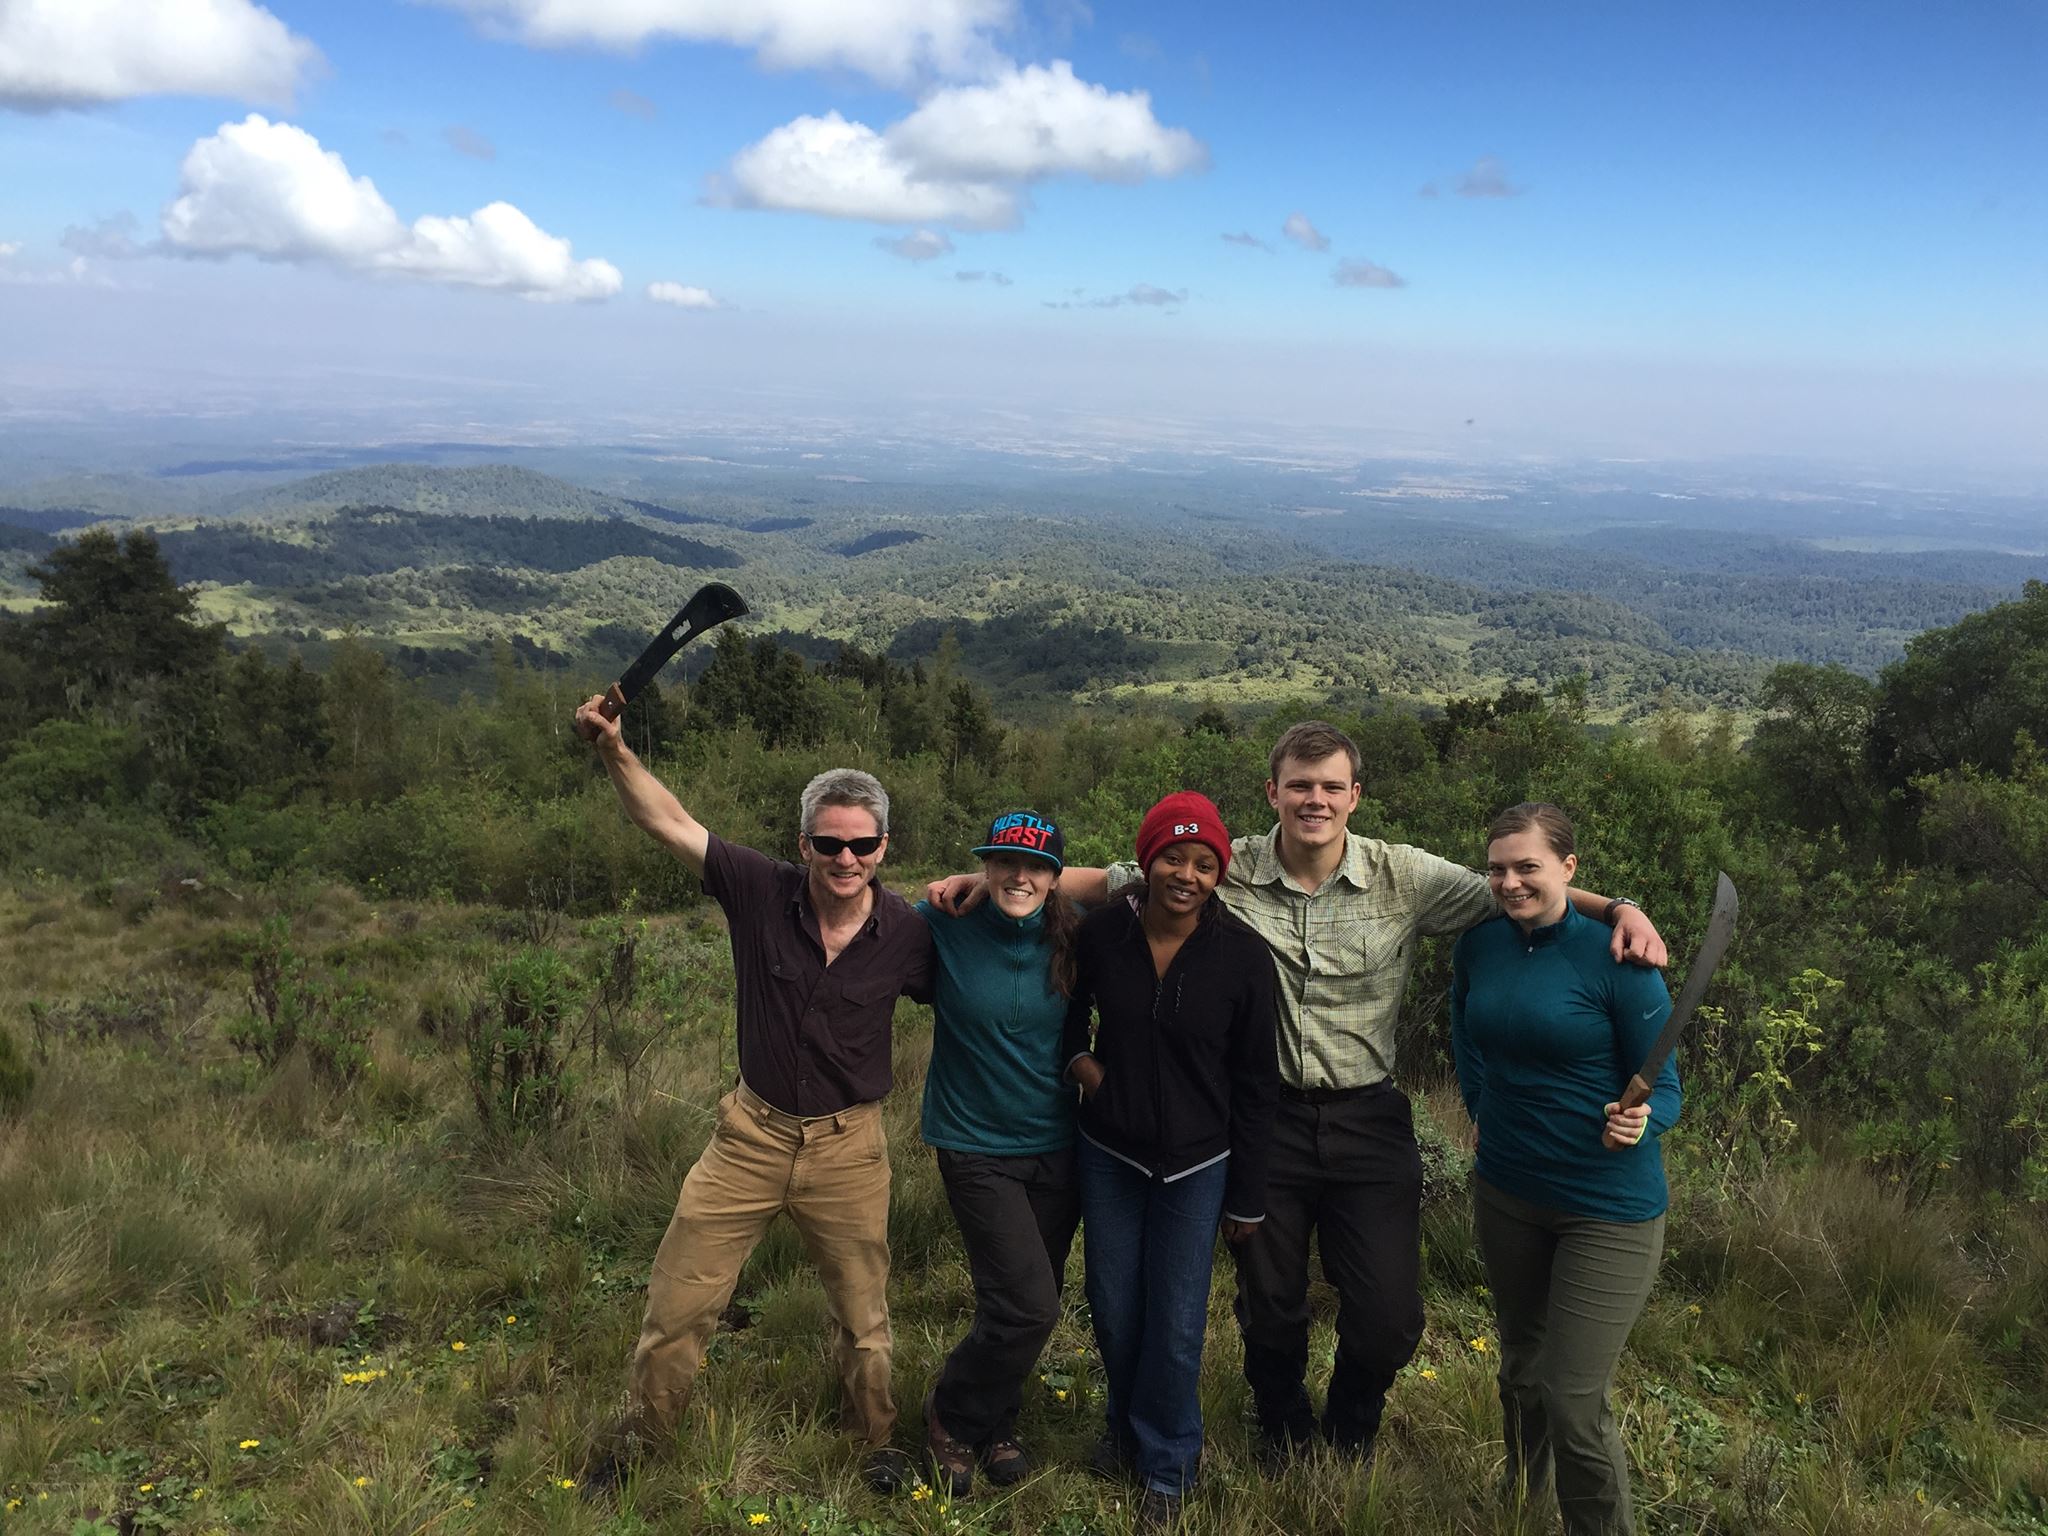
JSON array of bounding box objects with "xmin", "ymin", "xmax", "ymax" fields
[{"xmin": 1040, "ymin": 886, "xmax": 1082, "ymax": 997}]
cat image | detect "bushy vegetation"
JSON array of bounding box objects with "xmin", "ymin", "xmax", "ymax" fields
[{"xmin": 4, "ymin": 533, "xmax": 2048, "ymax": 1531}]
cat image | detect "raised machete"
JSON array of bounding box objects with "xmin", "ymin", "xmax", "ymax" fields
[
  {"xmin": 577, "ymin": 580, "xmax": 748, "ymax": 739},
  {"xmin": 1613, "ymin": 871, "xmax": 1738, "ymax": 1129}
]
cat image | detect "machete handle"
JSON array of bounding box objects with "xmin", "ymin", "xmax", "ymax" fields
[
  {"xmin": 1603, "ymin": 1075, "xmax": 1654, "ymax": 1149},
  {"xmin": 573, "ymin": 684, "xmax": 630, "ymax": 744}
]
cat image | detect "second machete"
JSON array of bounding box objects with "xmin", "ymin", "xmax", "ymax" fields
[{"xmin": 1614, "ymin": 871, "xmax": 1739, "ymax": 1122}]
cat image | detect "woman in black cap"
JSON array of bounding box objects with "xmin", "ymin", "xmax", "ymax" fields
[{"xmin": 914, "ymin": 810, "xmax": 1084, "ymax": 1497}]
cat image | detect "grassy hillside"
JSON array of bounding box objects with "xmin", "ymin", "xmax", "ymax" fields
[{"xmin": 3, "ymin": 883, "xmax": 2044, "ymax": 1535}]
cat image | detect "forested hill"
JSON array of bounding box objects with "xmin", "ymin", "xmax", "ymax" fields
[{"xmin": 223, "ymin": 464, "xmax": 709, "ymax": 525}]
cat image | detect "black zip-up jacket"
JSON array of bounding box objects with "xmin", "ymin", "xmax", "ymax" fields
[{"xmin": 1061, "ymin": 892, "xmax": 1280, "ymax": 1222}]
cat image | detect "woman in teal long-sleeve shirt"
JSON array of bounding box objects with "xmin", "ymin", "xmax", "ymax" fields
[
  {"xmin": 1451, "ymin": 802, "xmax": 1679, "ymax": 1536},
  {"xmin": 913, "ymin": 810, "xmax": 1082, "ymax": 1498}
]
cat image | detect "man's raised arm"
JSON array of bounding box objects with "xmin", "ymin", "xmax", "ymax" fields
[{"xmin": 575, "ymin": 694, "xmax": 710, "ymax": 877}]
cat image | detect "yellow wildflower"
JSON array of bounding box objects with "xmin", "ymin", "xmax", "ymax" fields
[
  {"xmin": 354, "ymin": 1475, "xmax": 372, "ymax": 1488},
  {"xmin": 139, "ymin": 1483, "xmax": 155, "ymax": 1494},
  {"xmin": 240, "ymin": 1439, "xmax": 262, "ymax": 1450},
  {"xmin": 750, "ymin": 1510, "xmax": 775, "ymax": 1523},
  {"xmin": 909, "ymin": 1487, "xmax": 933, "ymax": 1504},
  {"xmin": 1419, "ymin": 1368, "xmax": 1438, "ymax": 1381},
  {"xmin": 1056, "ymin": 1388, "xmax": 1069, "ymax": 1401},
  {"xmin": 1686, "ymin": 1304, "xmax": 1702, "ymax": 1317},
  {"xmin": 1794, "ymin": 1393, "xmax": 1809, "ymax": 1406},
  {"xmin": 38, "ymin": 1493, "xmax": 49, "ymax": 1501},
  {"xmin": 450, "ymin": 1340, "xmax": 467, "ymax": 1352},
  {"xmin": 1469, "ymin": 1337, "xmax": 1489, "ymax": 1354},
  {"xmin": 5, "ymin": 1499, "xmax": 19, "ymax": 1513},
  {"xmin": 558, "ymin": 1478, "xmax": 575, "ymax": 1489},
  {"xmin": 462, "ymin": 1497, "xmax": 476, "ymax": 1509},
  {"xmin": 192, "ymin": 1489, "xmax": 208, "ymax": 1500},
  {"xmin": 505, "ymin": 1315, "xmax": 518, "ymax": 1325}
]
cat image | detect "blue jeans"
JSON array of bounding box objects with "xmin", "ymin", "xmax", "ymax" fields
[{"xmin": 1079, "ymin": 1136, "xmax": 1229, "ymax": 1495}]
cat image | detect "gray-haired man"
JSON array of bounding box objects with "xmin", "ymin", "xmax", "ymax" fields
[{"xmin": 576, "ymin": 696, "xmax": 933, "ymax": 1491}]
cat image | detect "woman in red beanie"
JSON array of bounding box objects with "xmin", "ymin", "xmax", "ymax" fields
[{"xmin": 1062, "ymin": 791, "xmax": 1280, "ymax": 1528}]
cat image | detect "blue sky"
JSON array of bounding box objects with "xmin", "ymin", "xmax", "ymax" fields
[{"xmin": 1, "ymin": 0, "xmax": 2044, "ymax": 470}]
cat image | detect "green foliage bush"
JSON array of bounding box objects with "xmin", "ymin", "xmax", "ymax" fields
[
  {"xmin": 465, "ymin": 946, "xmax": 583, "ymax": 1136},
  {"xmin": 225, "ymin": 916, "xmax": 376, "ymax": 1085}
]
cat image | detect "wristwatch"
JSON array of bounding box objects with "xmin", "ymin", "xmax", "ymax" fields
[{"xmin": 1606, "ymin": 896, "xmax": 1640, "ymax": 923}]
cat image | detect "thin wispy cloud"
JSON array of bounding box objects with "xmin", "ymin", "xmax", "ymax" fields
[
  {"xmin": 608, "ymin": 87, "xmax": 656, "ymax": 120},
  {"xmin": 444, "ymin": 124, "xmax": 496, "ymax": 161},
  {"xmin": 1333, "ymin": 258, "xmax": 1405, "ymax": 289},
  {"xmin": 647, "ymin": 280, "xmax": 719, "ymax": 308},
  {"xmin": 1282, "ymin": 211, "xmax": 1329, "ymax": 252},
  {"xmin": 1221, "ymin": 230, "xmax": 1272, "ymax": 252},
  {"xmin": 1456, "ymin": 154, "xmax": 1522, "ymax": 197},
  {"xmin": 61, "ymin": 212, "xmax": 144, "ymax": 259},
  {"xmin": 1045, "ymin": 282, "xmax": 1186, "ymax": 309},
  {"xmin": 955, "ymin": 269, "xmax": 1012, "ymax": 285},
  {"xmin": 875, "ymin": 229, "xmax": 955, "ymax": 261}
]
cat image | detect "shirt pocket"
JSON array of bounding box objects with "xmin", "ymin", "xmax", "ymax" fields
[{"xmin": 1308, "ymin": 898, "xmax": 1410, "ymax": 989}]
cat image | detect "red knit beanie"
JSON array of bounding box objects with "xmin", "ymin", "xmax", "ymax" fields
[{"xmin": 1135, "ymin": 791, "xmax": 1232, "ymax": 878}]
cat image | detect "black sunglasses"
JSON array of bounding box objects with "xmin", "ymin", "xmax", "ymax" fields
[{"xmin": 804, "ymin": 833, "xmax": 885, "ymax": 857}]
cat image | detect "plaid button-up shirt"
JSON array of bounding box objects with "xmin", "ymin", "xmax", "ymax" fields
[{"xmin": 1110, "ymin": 827, "xmax": 1496, "ymax": 1090}]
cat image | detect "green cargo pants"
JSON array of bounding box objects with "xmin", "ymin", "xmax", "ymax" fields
[{"xmin": 1472, "ymin": 1176, "xmax": 1665, "ymax": 1536}]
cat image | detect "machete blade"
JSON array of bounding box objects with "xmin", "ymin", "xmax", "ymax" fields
[
  {"xmin": 600, "ymin": 581, "xmax": 748, "ymax": 720},
  {"xmin": 1616, "ymin": 871, "xmax": 1739, "ymax": 1113}
]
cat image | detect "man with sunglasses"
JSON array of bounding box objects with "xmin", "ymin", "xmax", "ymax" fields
[{"xmin": 575, "ymin": 695, "xmax": 933, "ymax": 1494}]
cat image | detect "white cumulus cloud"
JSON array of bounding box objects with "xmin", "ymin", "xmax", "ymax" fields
[
  {"xmin": 1282, "ymin": 211, "xmax": 1328, "ymax": 252},
  {"xmin": 718, "ymin": 112, "xmax": 1017, "ymax": 228},
  {"xmin": 435, "ymin": 0, "xmax": 1009, "ymax": 87},
  {"xmin": 886, "ymin": 61, "xmax": 1207, "ymax": 183},
  {"xmin": 647, "ymin": 280, "xmax": 719, "ymax": 308},
  {"xmin": 160, "ymin": 115, "xmax": 621, "ymax": 301},
  {"xmin": 0, "ymin": 241, "xmax": 18, "ymax": 258},
  {"xmin": 716, "ymin": 60, "xmax": 1203, "ymax": 230},
  {"xmin": 0, "ymin": 0, "xmax": 320, "ymax": 111}
]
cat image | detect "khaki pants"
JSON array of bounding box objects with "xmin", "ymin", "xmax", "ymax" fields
[{"xmin": 629, "ymin": 1081, "xmax": 896, "ymax": 1445}]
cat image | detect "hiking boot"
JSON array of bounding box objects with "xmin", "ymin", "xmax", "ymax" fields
[
  {"xmin": 1088, "ymin": 1429, "xmax": 1134, "ymax": 1482},
  {"xmin": 1253, "ymin": 1399, "xmax": 1318, "ymax": 1478},
  {"xmin": 861, "ymin": 1446, "xmax": 916, "ymax": 1494},
  {"xmin": 979, "ymin": 1436, "xmax": 1033, "ymax": 1487},
  {"xmin": 1325, "ymin": 1430, "xmax": 1378, "ymax": 1475},
  {"xmin": 1136, "ymin": 1488, "xmax": 1184, "ymax": 1530},
  {"xmin": 923, "ymin": 1391, "xmax": 974, "ymax": 1498}
]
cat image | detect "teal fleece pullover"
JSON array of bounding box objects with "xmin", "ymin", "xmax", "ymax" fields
[
  {"xmin": 1451, "ymin": 905, "xmax": 1681, "ymax": 1222},
  {"xmin": 915, "ymin": 898, "xmax": 1076, "ymax": 1157}
]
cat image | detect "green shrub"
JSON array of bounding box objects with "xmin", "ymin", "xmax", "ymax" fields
[
  {"xmin": 465, "ymin": 945, "xmax": 584, "ymax": 1136},
  {"xmin": 224, "ymin": 915, "xmax": 375, "ymax": 1085}
]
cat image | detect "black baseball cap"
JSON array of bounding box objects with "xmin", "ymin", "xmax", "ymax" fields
[{"xmin": 971, "ymin": 810, "xmax": 1065, "ymax": 872}]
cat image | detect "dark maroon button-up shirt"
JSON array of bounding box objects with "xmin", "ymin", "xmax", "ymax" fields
[{"xmin": 702, "ymin": 833, "xmax": 934, "ymax": 1117}]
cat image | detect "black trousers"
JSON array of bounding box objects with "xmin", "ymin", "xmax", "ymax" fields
[
  {"xmin": 931, "ymin": 1146, "xmax": 1081, "ymax": 1446},
  {"xmin": 1230, "ymin": 1083, "xmax": 1425, "ymax": 1448}
]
